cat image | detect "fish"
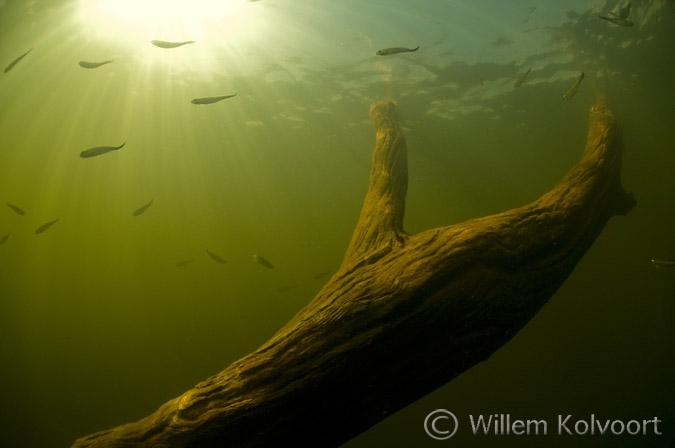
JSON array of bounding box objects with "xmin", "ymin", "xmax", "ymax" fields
[
  {"xmin": 253, "ymin": 254, "xmax": 274, "ymax": 269},
  {"xmin": 651, "ymin": 258, "xmax": 675, "ymax": 269},
  {"xmin": 598, "ymin": 15, "xmax": 633, "ymax": 26},
  {"xmin": 313, "ymin": 271, "xmax": 331, "ymax": 280},
  {"xmin": 80, "ymin": 142, "xmax": 126, "ymax": 158},
  {"xmin": 191, "ymin": 94, "xmax": 237, "ymax": 105},
  {"xmin": 206, "ymin": 249, "xmax": 227, "ymax": 264},
  {"xmin": 277, "ymin": 284, "xmax": 298, "ymax": 293},
  {"xmin": 132, "ymin": 199, "xmax": 153, "ymax": 216},
  {"xmin": 6, "ymin": 202, "xmax": 25, "ymax": 215},
  {"xmin": 562, "ymin": 72, "xmax": 585, "ymax": 101},
  {"xmin": 513, "ymin": 67, "xmax": 531, "ymax": 88},
  {"xmin": 151, "ymin": 40, "xmax": 196, "ymax": 49},
  {"xmin": 0, "ymin": 233, "xmax": 9, "ymax": 245},
  {"xmin": 35, "ymin": 218, "xmax": 59, "ymax": 234},
  {"xmin": 176, "ymin": 259, "xmax": 195, "ymax": 267},
  {"xmin": 4, "ymin": 48, "xmax": 32, "ymax": 73},
  {"xmin": 78, "ymin": 60, "xmax": 114, "ymax": 69},
  {"xmin": 376, "ymin": 45, "xmax": 420, "ymax": 56}
]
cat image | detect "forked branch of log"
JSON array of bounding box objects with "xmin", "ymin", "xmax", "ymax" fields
[{"xmin": 72, "ymin": 100, "xmax": 635, "ymax": 448}]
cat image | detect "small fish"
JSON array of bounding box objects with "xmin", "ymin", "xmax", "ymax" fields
[
  {"xmin": 78, "ymin": 60, "xmax": 114, "ymax": 69},
  {"xmin": 562, "ymin": 72, "xmax": 585, "ymax": 101},
  {"xmin": 313, "ymin": 271, "xmax": 331, "ymax": 280},
  {"xmin": 132, "ymin": 199, "xmax": 153, "ymax": 216},
  {"xmin": 151, "ymin": 40, "xmax": 196, "ymax": 49},
  {"xmin": 6, "ymin": 202, "xmax": 25, "ymax": 215},
  {"xmin": 277, "ymin": 284, "xmax": 298, "ymax": 293},
  {"xmin": 191, "ymin": 94, "xmax": 237, "ymax": 105},
  {"xmin": 598, "ymin": 15, "xmax": 633, "ymax": 26},
  {"xmin": 80, "ymin": 142, "xmax": 126, "ymax": 158},
  {"xmin": 176, "ymin": 259, "xmax": 195, "ymax": 267},
  {"xmin": 206, "ymin": 249, "xmax": 227, "ymax": 264},
  {"xmin": 0, "ymin": 233, "xmax": 9, "ymax": 245},
  {"xmin": 513, "ymin": 67, "xmax": 531, "ymax": 88},
  {"xmin": 376, "ymin": 45, "xmax": 420, "ymax": 56},
  {"xmin": 651, "ymin": 258, "xmax": 675, "ymax": 269},
  {"xmin": 4, "ymin": 48, "xmax": 32, "ymax": 73},
  {"xmin": 35, "ymin": 218, "xmax": 59, "ymax": 234},
  {"xmin": 253, "ymin": 254, "xmax": 274, "ymax": 269}
]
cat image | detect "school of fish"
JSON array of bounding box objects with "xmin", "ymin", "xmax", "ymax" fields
[{"xmin": 1, "ymin": 1, "xmax": 649, "ymax": 289}]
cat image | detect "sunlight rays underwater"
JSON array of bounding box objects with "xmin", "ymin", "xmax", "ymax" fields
[{"xmin": 1, "ymin": 1, "xmax": 380, "ymax": 356}]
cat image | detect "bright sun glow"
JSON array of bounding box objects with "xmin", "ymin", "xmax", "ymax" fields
[{"xmin": 79, "ymin": 0, "xmax": 248, "ymax": 40}]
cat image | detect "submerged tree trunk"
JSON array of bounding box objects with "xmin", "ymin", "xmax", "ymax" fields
[{"xmin": 72, "ymin": 100, "xmax": 634, "ymax": 448}]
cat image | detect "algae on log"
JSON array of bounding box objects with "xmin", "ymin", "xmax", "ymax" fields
[{"xmin": 72, "ymin": 101, "xmax": 635, "ymax": 448}]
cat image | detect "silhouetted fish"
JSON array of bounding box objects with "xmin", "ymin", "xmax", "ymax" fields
[
  {"xmin": 513, "ymin": 67, "xmax": 531, "ymax": 88},
  {"xmin": 6, "ymin": 202, "xmax": 25, "ymax": 215},
  {"xmin": 376, "ymin": 46, "xmax": 420, "ymax": 56},
  {"xmin": 80, "ymin": 142, "xmax": 126, "ymax": 158},
  {"xmin": 78, "ymin": 60, "xmax": 114, "ymax": 69},
  {"xmin": 4, "ymin": 48, "xmax": 32, "ymax": 73},
  {"xmin": 35, "ymin": 218, "xmax": 58, "ymax": 234},
  {"xmin": 598, "ymin": 15, "xmax": 633, "ymax": 26},
  {"xmin": 0, "ymin": 233, "xmax": 9, "ymax": 245},
  {"xmin": 206, "ymin": 249, "xmax": 227, "ymax": 264},
  {"xmin": 562, "ymin": 72, "xmax": 584, "ymax": 101},
  {"xmin": 253, "ymin": 254, "xmax": 274, "ymax": 269},
  {"xmin": 132, "ymin": 199, "xmax": 153, "ymax": 216},
  {"xmin": 651, "ymin": 258, "xmax": 675, "ymax": 269},
  {"xmin": 313, "ymin": 271, "xmax": 331, "ymax": 280},
  {"xmin": 191, "ymin": 94, "xmax": 237, "ymax": 105},
  {"xmin": 176, "ymin": 259, "xmax": 195, "ymax": 267},
  {"xmin": 277, "ymin": 284, "xmax": 298, "ymax": 293},
  {"xmin": 151, "ymin": 40, "xmax": 195, "ymax": 49}
]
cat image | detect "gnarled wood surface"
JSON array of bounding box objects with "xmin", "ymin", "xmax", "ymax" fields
[{"xmin": 72, "ymin": 100, "xmax": 635, "ymax": 448}]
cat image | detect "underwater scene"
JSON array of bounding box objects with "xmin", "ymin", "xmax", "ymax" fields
[{"xmin": 0, "ymin": 0, "xmax": 673, "ymax": 446}]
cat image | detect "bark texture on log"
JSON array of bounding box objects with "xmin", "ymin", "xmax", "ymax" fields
[{"xmin": 72, "ymin": 101, "xmax": 635, "ymax": 448}]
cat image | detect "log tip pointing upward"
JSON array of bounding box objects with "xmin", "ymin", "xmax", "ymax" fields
[
  {"xmin": 369, "ymin": 101, "xmax": 398, "ymax": 127},
  {"xmin": 587, "ymin": 102, "xmax": 636, "ymax": 217},
  {"xmin": 370, "ymin": 100, "xmax": 396, "ymax": 115}
]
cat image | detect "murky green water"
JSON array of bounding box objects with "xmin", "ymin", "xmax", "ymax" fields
[{"xmin": 1, "ymin": 1, "xmax": 673, "ymax": 446}]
